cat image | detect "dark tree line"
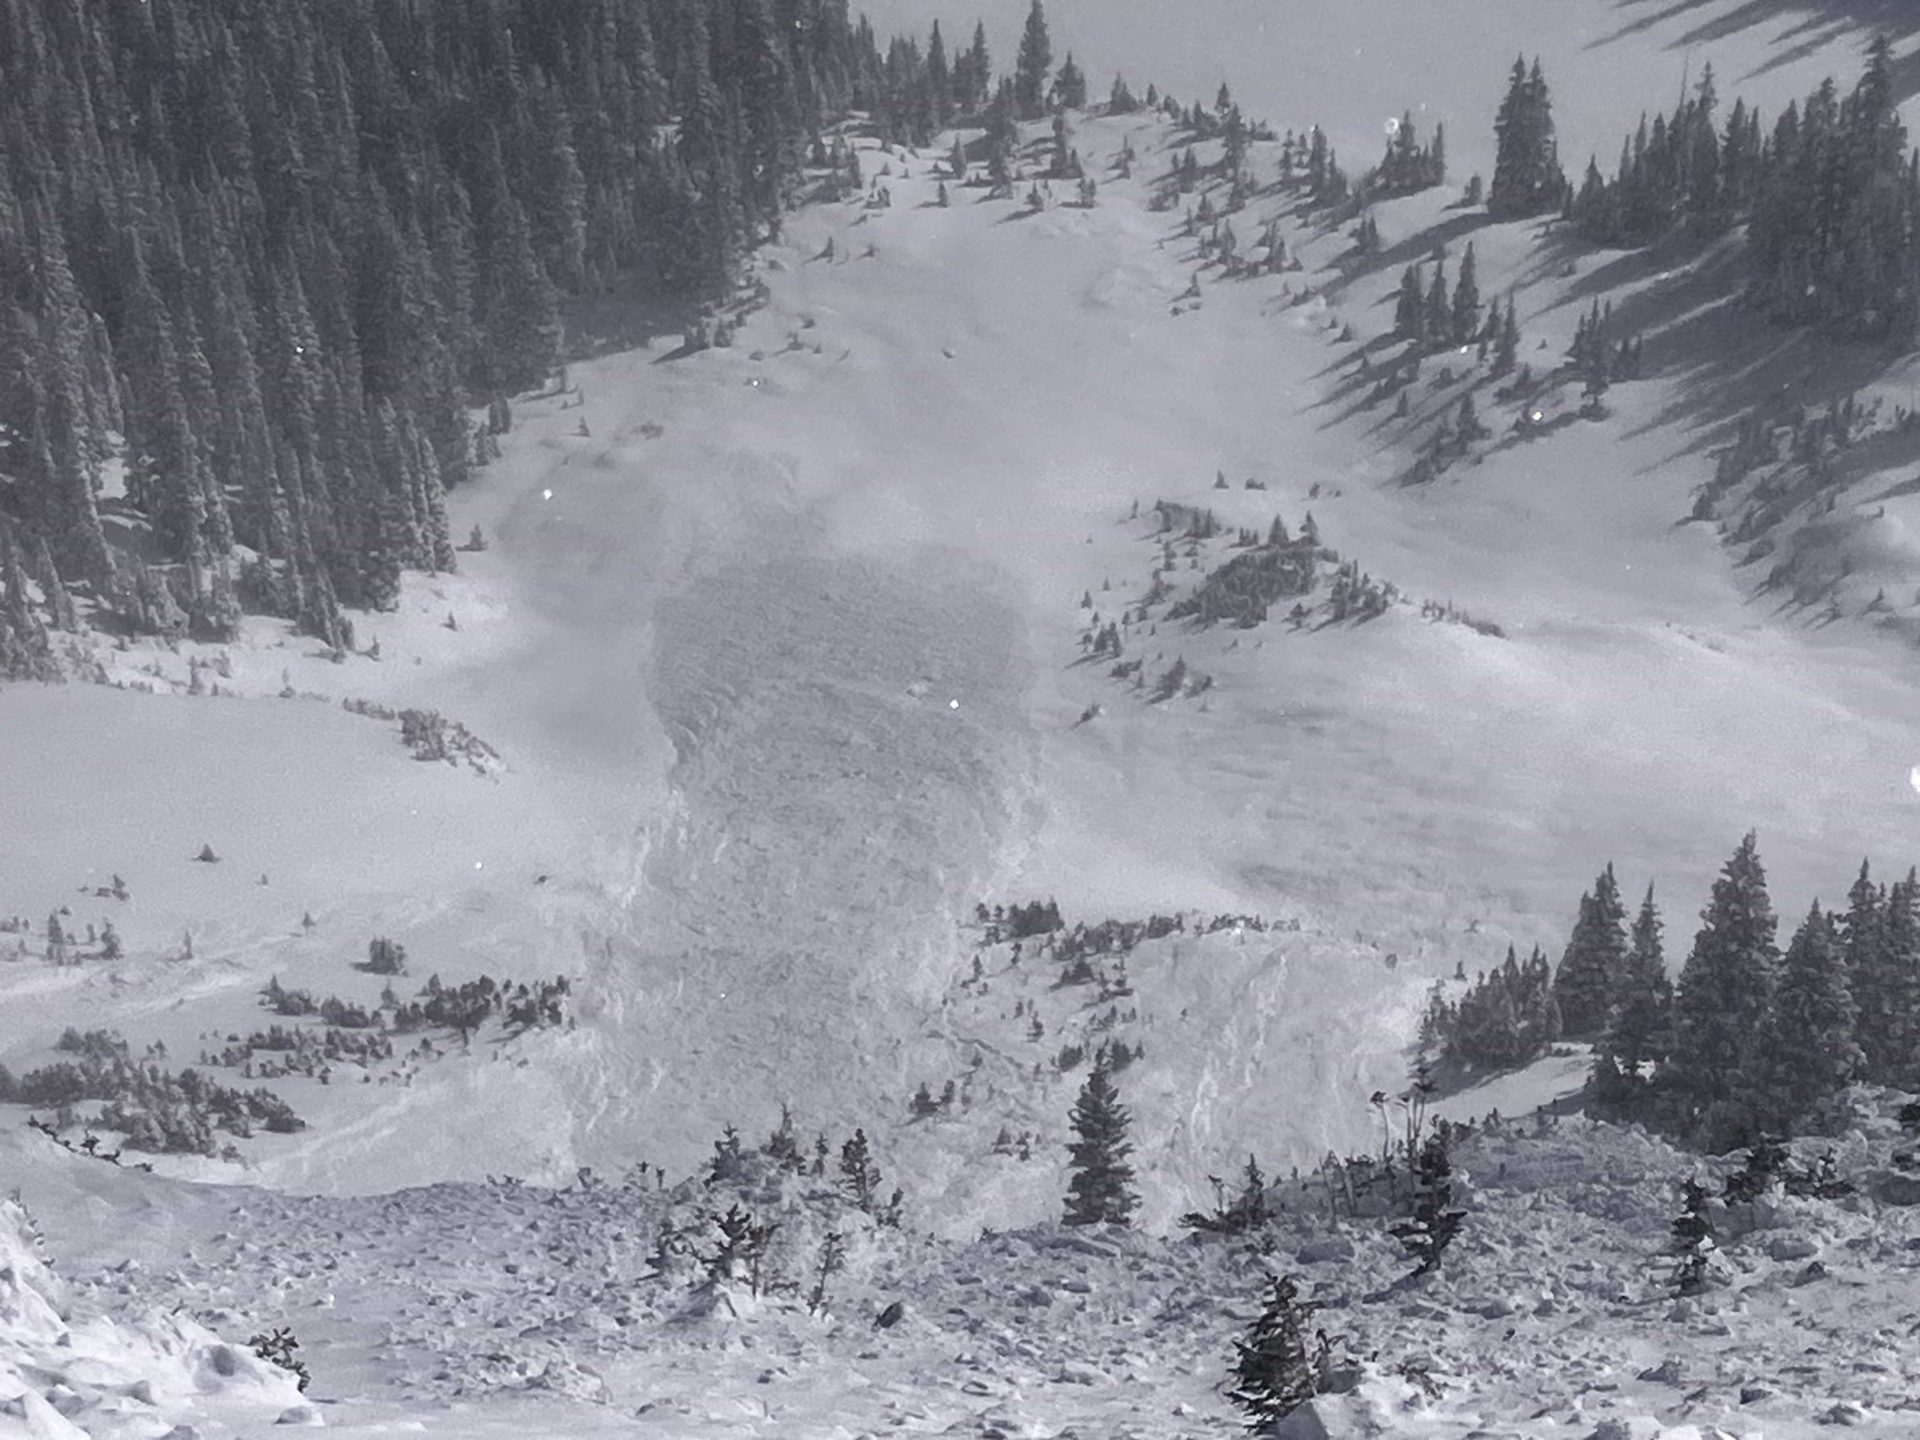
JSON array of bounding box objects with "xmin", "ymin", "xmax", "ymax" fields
[
  {"xmin": 1574, "ymin": 836, "xmax": 1912, "ymax": 1151},
  {"xmin": 0, "ymin": 0, "xmax": 998, "ymax": 667},
  {"xmin": 1422, "ymin": 835, "xmax": 1920, "ymax": 1153},
  {"xmin": 1560, "ymin": 38, "xmax": 1920, "ymax": 343}
]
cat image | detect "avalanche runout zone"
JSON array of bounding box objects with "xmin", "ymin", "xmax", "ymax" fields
[{"xmin": 570, "ymin": 494, "xmax": 1040, "ymax": 1168}]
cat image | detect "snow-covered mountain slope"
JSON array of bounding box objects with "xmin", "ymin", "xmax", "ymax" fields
[
  {"xmin": 10, "ymin": 79, "xmax": 1920, "ymax": 1228},
  {"xmin": 15, "ymin": 2, "xmax": 1920, "ymax": 1437}
]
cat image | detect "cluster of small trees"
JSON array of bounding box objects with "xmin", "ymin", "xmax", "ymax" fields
[
  {"xmin": 1326, "ymin": 560, "xmax": 1397, "ymax": 622},
  {"xmin": 1364, "ymin": 111, "xmax": 1446, "ymax": 196},
  {"xmin": 201, "ymin": 1023, "xmax": 395, "ymax": 1077},
  {"xmin": 1696, "ymin": 393, "xmax": 1874, "ymax": 544},
  {"xmin": 261, "ymin": 969, "xmax": 571, "ymax": 1042},
  {"xmin": 1166, "ymin": 539, "xmax": 1318, "ymax": 628},
  {"xmin": 1420, "ymin": 945, "xmax": 1561, "ymax": 1075},
  {"xmin": 973, "ymin": 897, "xmax": 1064, "ymax": 940},
  {"xmin": 1393, "ymin": 242, "xmax": 1484, "ymax": 354},
  {"xmin": 1278, "ymin": 126, "xmax": 1351, "ymax": 207},
  {"xmin": 31, "ymin": 909, "xmax": 121, "ymax": 966},
  {"xmin": 1052, "ymin": 911, "xmax": 1187, "ymax": 963},
  {"xmin": 1164, "ymin": 507, "xmax": 1397, "ymax": 632},
  {"xmin": 5, "ymin": 1028, "xmax": 303, "ymax": 1154},
  {"xmin": 1567, "ymin": 299, "xmax": 1645, "ymax": 400}
]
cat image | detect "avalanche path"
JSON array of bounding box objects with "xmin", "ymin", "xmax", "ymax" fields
[{"xmin": 551, "ymin": 448, "xmax": 1041, "ymax": 1177}]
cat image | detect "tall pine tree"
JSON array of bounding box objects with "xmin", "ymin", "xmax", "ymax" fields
[
  {"xmin": 1554, "ymin": 863, "xmax": 1630, "ymax": 1040},
  {"xmin": 1489, "ymin": 56, "xmax": 1566, "ymax": 218},
  {"xmin": 1743, "ymin": 901, "xmax": 1861, "ymax": 1133},
  {"xmin": 1665, "ymin": 832, "xmax": 1780, "ymax": 1146},
  {"xmin": 1013, "ymin": 0, "xmax": 1054, "ymax": 120},
  {"xmin": 1063, "ymin": 1053, "xmax": 1139, "ymax": 1226}
]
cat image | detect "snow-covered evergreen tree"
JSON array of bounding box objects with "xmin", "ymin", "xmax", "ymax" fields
[
  {"xmin": 1389, "ymin": 1132, "xmax": 1466, "ymax": 1274},
  {"xmin": 1489, "ymin": 56, "xmax": 1566, "ymax": 218},
  {"xmin": 1594, "ymin": 883, "xmax": 1672, "ymax": 1105},
  {"xmin": 838, "ymin": 1128, "xmax": 882, "ymax": 1212},
  {"xmin": 1857, "ymin": 868, "xmax": 1920, "ymax": 1087},
  {"xmin": 1665, "ymin": 832, "xmax": 1779, "ymax": 1146},
  {"xmin": 1053, "ymin": 52, "xmax": 1086, "ymax": 111},
  {"xmin": 1422, "ymin": 260, "xmax": 1451, "ymax": 349},
  {"xmin": 1668, "ymin": 1178, "xmax": 1716, "ymax": 1296},
  {"xmin": 1394, "ymin": 265, "xmax": 1426, "ymax": 346},
  {"xmin": 1554, "ymin": 863, "xmax": 1630, "ymax": 1039},
  {"xmin": 1744, "ymin": 902, "xmax": 1861, "ymax": 1132},
  {"xmin": 1013, "ymin": 0, "xmax": 1053, "ymax": 120},
  {"xmin": 1450, "ymin": 241, "xmax": 1481, "ymax": 345}
]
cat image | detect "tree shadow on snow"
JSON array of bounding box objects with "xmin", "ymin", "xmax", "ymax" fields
[
  {"xmin": 1331, "ymin": 209, "xmax": 1498, "ymax": 298},
  {"xmin": 1588, "ymin": 0, "xmax": 1920, "ymax": 105},
  {"xmin": 1589, "ymin": 240, "xmax": 1918, "ymax": 477}
]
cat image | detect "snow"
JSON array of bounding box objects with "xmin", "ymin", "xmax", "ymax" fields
[
  {"xmin": 11, "ymin": 1092, "xmax": 1920, "ymax": 1439},
  {"xmin": 0, "ymin": 1194, "xmax": 309, "ymax": 1437},
  {"xmin": 10, "ymin": 0, "xmax": 1920, "ymax": 1433}
]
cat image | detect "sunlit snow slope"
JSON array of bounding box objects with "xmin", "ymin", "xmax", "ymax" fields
[{"xmin": 5, "ymin": 0, "xmax": 1920, "ymax": 1240}]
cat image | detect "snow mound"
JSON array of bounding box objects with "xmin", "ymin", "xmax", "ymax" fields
[{"xmin": 0, "ymin": 1197, "xmax": 305, "ymax": 1439}]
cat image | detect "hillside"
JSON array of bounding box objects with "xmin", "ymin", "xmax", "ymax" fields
[
  {"xmin": 8, "ymin": 0, "xmax": 1920, "ymax": 1435},
  {"xmin": 8, "ymin": 69, "xmax": 1920, "ymax": 1214}
]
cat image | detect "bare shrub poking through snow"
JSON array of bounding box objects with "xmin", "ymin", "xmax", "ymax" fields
[
  {"xmin": 1388, "ymin": 1131, "xmax": 1467, "ymax": 1275},
  {"xmin": 247, "ymin": 1326, "xmax": 311, "ymax": 1392},
  {"xmin": 1668, "ymin": 1177, "xmax": 1718, "ymax": 1297},
  {"xmin": 1180, "ymin": 1154, "xmax": 1271, "ymax": 1237}
]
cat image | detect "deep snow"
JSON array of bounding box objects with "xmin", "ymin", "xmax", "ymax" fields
[{"xmin": 10, "ymin": 0, "xmax": 1920, "ymax": 1433}]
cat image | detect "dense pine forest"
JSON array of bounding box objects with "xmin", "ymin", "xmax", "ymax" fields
[{"xmin": 0, "ymin": 0, "xmax": 1009, "ymax": 669}]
